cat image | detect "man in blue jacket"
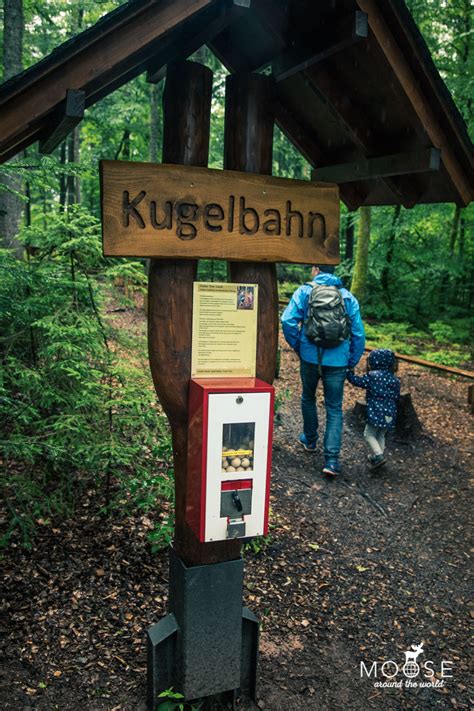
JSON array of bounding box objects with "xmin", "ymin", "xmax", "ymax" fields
[{"xmin": 281, "ymin": 265, "xmax": 365, "ymax": 476}]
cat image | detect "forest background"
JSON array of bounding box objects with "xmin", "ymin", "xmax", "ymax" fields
[{"xmin": 0, "ymin": 0, "xmax": 472, "ymax": 548}]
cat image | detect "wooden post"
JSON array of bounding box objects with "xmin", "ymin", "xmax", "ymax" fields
[
  {"xmin": 148, "ymin": 60, "xmax": 240, "ymax": 565},
  {"xmin": 224, "ymin": 73, "xmax": 279, "ymax": 383}
]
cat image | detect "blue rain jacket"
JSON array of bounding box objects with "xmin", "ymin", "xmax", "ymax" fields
[
  {"xmin": 281, "ymin": 273, "xmax": 365, "ymax": 367},
  {"xmin": 347, "ymin": 349, "xmax": 401, "ymax": 429}
]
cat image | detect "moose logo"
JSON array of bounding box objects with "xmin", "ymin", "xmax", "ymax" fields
[
  {"xmin": 403, "ymin": 643, "xmax": 424, "ymax": 678},
  {"xmin": 360, "ymin": 642, "xmax": 454, "ymax": 689}
]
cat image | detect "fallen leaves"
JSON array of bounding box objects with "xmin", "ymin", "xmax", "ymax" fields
[{"xmin": 0, "ymin": 339, "xmax": 471, "ymax": 710}]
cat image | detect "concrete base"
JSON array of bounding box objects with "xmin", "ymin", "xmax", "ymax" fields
[{"xmin": 147, "ymin": 547, "xmax": 259, "ymax": 709}]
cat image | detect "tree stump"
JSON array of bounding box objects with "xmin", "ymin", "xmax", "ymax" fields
[{"xmin": 352, "ymin": 392, "xmax": 422, "ymax": 440}]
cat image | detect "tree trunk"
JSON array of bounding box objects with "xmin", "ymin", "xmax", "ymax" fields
[
  {"xmin": 380, "ymin": 204, "xmax": 401, "ymax": 309},
  {"xmin": 149, "ymin": 83, "xmax": 162, "ymax": 163},
  {"xmin": 0, "ymin": 0, "xmax": 24, "ymax": 255},
  {"xmin": 353, "ymin": 392, "xmax": 422, "ymax": 441},
  {"xmin": 345, "ymin": 211, "xmax": 355, "ymax": 261},
  {"xmin": 2, "ymin": 0, "xmax": 23, "ymax": 77},
  {"xmin": 459, "ymin": 213, "xmax": 465, "ymax": 258},
  {"xmin": 59, "ymin": 142, "xmax": 67, "ymax": 213},
  {"xmin": 70, "ymin": 7, "xmax": 83, "ymax": 205},
  {"xmin": 74, "ymin": 126, "xmax": 81, "ymax": 204},
  {"xmin": 66, "ymin": 132, "xmax": 76, "ymax": 208},
  {"xmin": 350, "ymin": 206, "xmax": 371, "ymax": 304},
  {"xmin": 122, "ymin": 129, "xmax": 131, "ymax": 160},
  {"xmin": 24, "ymin": 147, "xmax": 31, "ymax": 230},
  {"xmin": 449, "ymin": 205, "xmax": 461, "ymax": 256}
]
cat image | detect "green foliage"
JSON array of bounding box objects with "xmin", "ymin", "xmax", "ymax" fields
[
  {"xmin": 407, "ymin": 0, "xmax": 473, "ymax": 136},
  {"xmin": 157, "ymin": 687, "xmax": 202, "ymax": 711},
  {"xmin": 157, "ymin": 688, "xmax": 185, "ymax": 711},
  {"xmin": 197, "ymin": 259, "xmax": 228, "ymax": 282},
  {"xmin": 147, "ymin": 509, "xmax": 175, "ymax": 553},
  {"xmin": 2, "ymin": 0, "xmax": 473, "ymax": 553},
  {"xmin": 364, "ymin": 321, "xmax": 472, "ymax": 367},
  {"xmin": 273, "ymin": 126, "xmax": 311, "ymax": 180},
  {"xmin": 275, "ymin": 387, "xmax": 291, "ymax": 415},
  {"xmin": 0, "ymin": 207, "xmax": 173, "ymax": 547},
  {"xmin": 428, "ymin": 319, "xmax": 472, "ymax": 345},
  {"xmin": 244, "ymin": 534, "xmax": 272, "ymax": 555}
]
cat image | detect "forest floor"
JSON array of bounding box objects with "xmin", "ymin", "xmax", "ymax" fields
[{"xmin": 1, "ymin": 301, "xmax": 472, "ymax": 711}]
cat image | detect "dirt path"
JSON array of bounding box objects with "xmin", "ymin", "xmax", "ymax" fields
[
  {"xmin": 240, "ymin": 344, "xmax": 472, "ymax": 711},
  {"xmin": 1, "ymin": 319, "xmax": 472, "ymax": 711}
]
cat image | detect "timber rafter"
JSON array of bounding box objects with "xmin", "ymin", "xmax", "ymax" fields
[{"xmin": 0, "ymin": 0, "xmax": 472, "ymax": 207}]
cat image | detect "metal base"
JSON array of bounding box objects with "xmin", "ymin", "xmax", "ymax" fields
[{"xmin": 147, "ymin": 547, "xmax": 259, "ymax": 709}]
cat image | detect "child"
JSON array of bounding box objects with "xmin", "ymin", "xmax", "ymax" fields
[{"xmin": 347, "ymin": 349, "xmax": 400, "ymax": 469}]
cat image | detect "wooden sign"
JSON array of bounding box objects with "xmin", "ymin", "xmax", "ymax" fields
[{"xmin": 100, "ymin": 160, "xmax": 340, "ymax": 264}]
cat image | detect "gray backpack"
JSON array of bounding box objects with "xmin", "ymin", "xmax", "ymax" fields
[{"xmin": 304, "ymin": 282, "xmax": 351, "ymax": 348}]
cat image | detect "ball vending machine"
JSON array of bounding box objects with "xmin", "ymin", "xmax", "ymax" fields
[{"xmin": 186, "ymin": 377, "xmax": 275, "ymax": 542}]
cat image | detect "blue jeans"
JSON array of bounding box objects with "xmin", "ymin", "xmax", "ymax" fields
[{"xmin": 300, "ymin": 359, "xmax": 347, "ymax": 464}]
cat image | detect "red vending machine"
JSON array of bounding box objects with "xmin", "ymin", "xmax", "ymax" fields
[{"xmin": 186, "ymin": 377, "xmax": 275, "ymax": 542}]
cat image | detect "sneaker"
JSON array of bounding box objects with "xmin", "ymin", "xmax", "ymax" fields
[
  {"xmin": 369, "ymin": 454, "xmax": 387, "ymax": 470},
  {"xmin": 322, "ymin": 461, "xmax": 341, "ymax": 477},
  {"xmin": 299, "ymin": 433, "xmax": 317, "ymax": 452}
]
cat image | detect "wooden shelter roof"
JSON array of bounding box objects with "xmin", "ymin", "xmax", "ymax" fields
[{"xmin": 0, "ymin": 0, "xmax": 472, "ymax": 208}]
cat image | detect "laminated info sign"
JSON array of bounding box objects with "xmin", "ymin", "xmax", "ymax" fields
[{"xmin": 191, "ymin": 282, "xmax": 258, "ymax": 377}]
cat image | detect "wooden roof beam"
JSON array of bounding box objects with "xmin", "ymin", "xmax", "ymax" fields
[
  {"xmin": 303, "ymin": 65, "xmax": 423, "ymax": 207},
  {"xmin": 38, "ymin": 89, "xmax": 85, "ymax": 154},
  {"xmin": 146, "ymin": 0, "xmax": 250, "ymax": 84},
  {"xmin": 273, "ymin": 11, "xmax": 368, "ymax": 82},
  {"xmin": 275, "ymin": 100, "xmax": 368, "ymax": 211},
  {"xmin": 250, "ymin": 0, "xmax": 289, "ymax": 51},
  {"xmin": 248, "ymin": 4, "xmax": 418, "ymax": 206},
  {"xmin": 209, "ymin": 0, "xmax": 289, "ymax": 73},
  {"xmin": 0, "ymin": 0, "xmax": 218, "ymax": 162},
  {"xmin": 357, "ymin": 0, "xmax": 473, "ymax": 206},
  {"xmin": 312, "ymin": 147, "xmax": 441, "ymax": 183}
]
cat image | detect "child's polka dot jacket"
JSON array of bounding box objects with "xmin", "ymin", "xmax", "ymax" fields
[{"xmin": 347, "ymin": 348, "xmax": 401, "ymax": 429}]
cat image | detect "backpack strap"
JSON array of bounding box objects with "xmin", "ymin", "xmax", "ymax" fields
[
  {"xmin": 306, "ymin": 282, "xmax": 323, "ymax": 372},
  {"xmin": 317, "ymin": 345, "xmax": 323, "ymax": 376}
]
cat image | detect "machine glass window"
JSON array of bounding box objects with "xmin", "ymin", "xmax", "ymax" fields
[{"xmin": 222, "ymin": 422, "xmax": 255, "ymax": 472}]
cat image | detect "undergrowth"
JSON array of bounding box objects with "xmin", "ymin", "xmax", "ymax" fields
[
  {"xmin": 0, "ymin": 206, "xmax": 173, "ymax": 547},
  {"xmin": 364, "ymin": 321, "xmax": 472, "ymax": 367}
]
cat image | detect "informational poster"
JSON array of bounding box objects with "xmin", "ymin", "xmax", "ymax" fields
[{"xmin": 191, "ymin": 282, "xmax": 258, "ymax": 378}]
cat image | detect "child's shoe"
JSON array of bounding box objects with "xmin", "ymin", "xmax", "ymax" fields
[
  {"xmin": 369, "ymin": 454, "xmax": 386, "ymax": 470},
  {"xmin": 299, "ymin": 434, "xmax": 317, "ymax": 452},
  {"xmin": 322, "ymin": 460, "xmax": 341, "ymax": 477}
]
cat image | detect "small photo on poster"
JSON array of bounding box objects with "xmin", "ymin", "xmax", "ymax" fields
[{"xmin": 237, "ymin": 286, "xmax": 255, "ymax": 310}]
